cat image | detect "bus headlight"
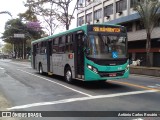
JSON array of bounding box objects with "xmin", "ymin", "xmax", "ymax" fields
[
  {"xmin": 87, "ymin": 65, "xmax": 92, "ymax": 70},
  {"xmin": 87, "ymin": 64, "xmax": 98, "ymax": 74}
]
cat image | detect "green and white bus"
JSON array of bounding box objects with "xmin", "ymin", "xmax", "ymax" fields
[{"xmin": 31, "ymin": 24, "xmax": 129, "ymax": 83}]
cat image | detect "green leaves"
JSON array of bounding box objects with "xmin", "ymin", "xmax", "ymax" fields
[
  {"xmin": 133, "ymin": 0, "xmax": 160, "ymax": 66},
  {"xmin": 133, "ymin": 0, "xmax": 160, "ymax": 33}
]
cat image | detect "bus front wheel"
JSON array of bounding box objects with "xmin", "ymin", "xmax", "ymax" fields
[{"xmin": 65, "ymin": 67, "xmax": 73, "ymax": 83}]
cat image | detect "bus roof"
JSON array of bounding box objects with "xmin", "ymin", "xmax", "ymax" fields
[{"xmin": 31, "ymin": 23, "xmax": 122, "ymax": 44}]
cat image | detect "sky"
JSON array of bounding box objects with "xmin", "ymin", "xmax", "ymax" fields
[
  {"xmin": 0, "ymin": 0, "xmax": 26, "ymax": 44},
  {"xmin": 0, "ymin": 0, "xmax": 77, "ymax": 45}
]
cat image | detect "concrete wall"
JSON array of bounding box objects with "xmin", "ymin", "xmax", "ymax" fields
[{"xmin": 130, "ymin": 66, "xmax": 160, "ymax": 77}]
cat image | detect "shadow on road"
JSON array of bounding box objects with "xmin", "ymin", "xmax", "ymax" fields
[{"xmin": 34, "ymin": 72, "xmax": 131, "ymax": 91}]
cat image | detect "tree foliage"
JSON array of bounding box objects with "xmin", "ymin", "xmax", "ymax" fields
[
  {"xmin": 0, "ymin": 11, "xmax": 12, "ymax": 17},
  {"xmin": 51, "ymin": 0, "xmax": 74, "ymax": 30},
  {"xmin": 19, "ymin": 9, "xmax": 38, "ymax": 22},
  {"xmin": 2, "ymin": 18, "xmax": 43, "ymax": 42},
  {"xmin": 24, "ymin": 0, "xmax": 75, "ymax": 35},
  {"xmin": 133, "ymin": 0, "xmax": 160, "ymax": 66},
  {"xmin": 24, "ymin": 0, "xmax": 59, "ymax": 35},
  {"xmin": 1, "ymin": 18, "xmax": 44, "ymax": 59},
  {"xmin": 2, "ymin": 43, "xmax": 12, "ymax": 54}
]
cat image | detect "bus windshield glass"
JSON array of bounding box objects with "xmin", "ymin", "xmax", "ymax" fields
[{"xmin": 87, "ymin": 34, "xmax": 127, "ymax": 59}]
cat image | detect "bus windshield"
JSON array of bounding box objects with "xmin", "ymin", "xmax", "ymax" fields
[{"xmin": 87, "ymin": 34, "xmax": 127, "ymax": 59}]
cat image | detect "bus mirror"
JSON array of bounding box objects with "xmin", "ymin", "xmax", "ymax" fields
[{"xmin": 84, "ymin": 48, "xmax": 90, "ymax": 55}]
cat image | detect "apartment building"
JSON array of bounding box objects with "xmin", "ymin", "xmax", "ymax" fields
[{"xmin": 77, "ymin": 0, "xmax": 160, "ymax": 67}]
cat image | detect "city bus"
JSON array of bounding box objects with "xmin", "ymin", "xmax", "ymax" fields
[{"xmin": 31, "ymin": 24, "xmax": 129, "ymax": 83}]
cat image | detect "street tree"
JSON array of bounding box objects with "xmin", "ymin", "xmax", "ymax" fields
[
  {"xmin": 19, "ymin": 9, "xmax": 38, "ymax": 22},
  {"xmin": 0, "ymin": 11, "xmax": 12, "ymax": 17},
  {"xmin": 2, "ymin": 18, "xmax": 43, "ymax": 59},
  {"xmin": 2, "ymin": 43, "xmax": 12, "ymax": 54},
  {"xmin": 24, "ymin": 0, "xmax": 60, "ymax": 35},
  {"xmin": 50, "ymin": 0, "xmax": 75, "ymax": 30},
  {"xmin": 19, "ymin": 9, "xmax": 45, "ymax": 39},
  {"xmin": 133, "ymin": 0, "xmax": 160, "ymax": 67},
  {"xmin": 2, "ymin": 19, "xmax": 28, "ymax": 58},
  {"xmin": 24, "ymin": 0, "xmax": 76, "ymax": 35}
]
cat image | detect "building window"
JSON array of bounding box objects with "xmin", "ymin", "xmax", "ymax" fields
[
  {"xmin": 116, "ymin": 0, "xmax": 127, "ymax": 13},
  {"xmin": 130, "ymin": 0, "xmax": 135, "ymax": 8},
  {"xmin": 78, "ymin": 16, "xmax": 84, "ymax": 26},
  {"xmin": 78, "ymin": 0, "xmax": 85, "ymax": 7},
  {"xmin": 94, "ymin": 9, "xmax": 102, "ymax": 20},
  {"xmin": 86, "ymin": 0, "xmax": 92, "ymax": 6},
  {"xmin": 136, "ymin": 20, "xmax": 145, "ymax": 30},
  {"xmin": 86, "ymin": 13, "xmax": 92, "ymax": 23},
  {"xmin": 104, "ymin": 4, "xmax": 113, "ymax": 17},
  {"xmin": 130, "ymin": 0, "xmax": 141, "ymax": 8},
  {"xmin": 155, "ymin": 18, "xmax": 160, "ymax": 27}
]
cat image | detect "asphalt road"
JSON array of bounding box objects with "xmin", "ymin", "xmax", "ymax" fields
[{"xmin": 0, "ymin": 59, "xmax": 160, "ymax": 120}]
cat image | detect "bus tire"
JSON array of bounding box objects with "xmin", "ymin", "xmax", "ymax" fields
[
  {"xmin": 39, "ymin": 64, "xmax": 44, "ymax": 75},
  {"xmin": 64, "ymin": 67, "xmax": 73, "ymax": 83}
]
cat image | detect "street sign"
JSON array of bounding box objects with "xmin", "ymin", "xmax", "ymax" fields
[{"xmin": 14, "ymin": 34, "xmax": 25, "ymax": 38}]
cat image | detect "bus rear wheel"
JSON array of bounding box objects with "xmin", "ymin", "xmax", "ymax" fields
[
  {"xmin": 39, "ymin": 64, "xmax": 44, "ymax": 74},
  {"xmin": 65, "ymin": 67, "xmax": 73, "ymax": 83}
]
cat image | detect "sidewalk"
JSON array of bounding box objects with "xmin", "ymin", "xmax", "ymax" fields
[
  {"xmin": 11, "ymin": 59, "xmax": 30, "ymax": 62},
  {"xmin": 130, "ymin": 66, "xmax": 160, "ymax": 77},
  {"xmin": 0, "ymin": 92, "xmax": 10, "ymax": 111},
  {"xmin": 0, "ymin": 92, "xmax": 20, "ymax": 120}
]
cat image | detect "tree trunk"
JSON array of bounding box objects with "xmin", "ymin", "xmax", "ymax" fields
[
  {"xmin": 24, "ymin": 39, "xmax": 26, "ymax": 59},
  {"xmin": 146, "ymin": 32, "xmax": 151, "ymax": 67},
  {"xmin": 18, "ymin": 42, "xmax": 21, "ymax": 58},
  {"xmin": 65, "ymin": 5, "xmax": 69, "ymax": 30},
  {"xmin": 66, "ymin": 24, "xmax": 69, "ymax": 30}
]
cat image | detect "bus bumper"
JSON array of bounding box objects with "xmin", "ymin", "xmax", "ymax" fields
[{"xmin": 84, "ymin": 66, "xmax": 129, "ymax": 81}]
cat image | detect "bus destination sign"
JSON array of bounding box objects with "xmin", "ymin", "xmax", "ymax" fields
[{"xmin": 93, "ymin": 27, "xmax": 120, "ymax": 33}]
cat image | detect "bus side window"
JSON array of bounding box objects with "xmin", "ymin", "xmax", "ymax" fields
[
  {"xmin": 59, "ymin": 36, "xmax": 66, "ymax": 53},
  {"xmin": 40, "ymin": 41, "xmax": 47, "ymax": 54},
  {"xmin": 36, "ymin": 43, "xmax": 40, "ymax": 54},
  {"xmin": 53, "ymin": 38, "xmax": 59, "ymax": 53},
  {"xmin": 66, "ymin": 34, "xmax": 73, "ymax": 53}
]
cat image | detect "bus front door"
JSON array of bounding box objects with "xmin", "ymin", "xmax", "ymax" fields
[{"xmin": 75, "ymin": 32, "xmax": 84, "ymax": 79}]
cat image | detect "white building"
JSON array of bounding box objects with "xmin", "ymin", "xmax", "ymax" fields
[{"xmin": 77, "ymin": 0, "xmax": 160, "ymax": 67}]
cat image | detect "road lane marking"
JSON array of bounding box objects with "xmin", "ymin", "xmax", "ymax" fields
[
  {"xmin": 0, "ymin": 67, "xmax": 4, "ymax": 70},
  {"xmin": 147, "ymin": 84, "xmax": 160, "ymax": 89},
  {"xmin": 130, "ymin": 74, "xmax": 160, "ymax": 80},
  {"xmin": 17, "ymin": 69, "xmax": 93, "ymax": 97},
  {"xmin": 147, "ymin": 86, "xmax": 157, "ymax": 88},
  {"xmin": 156, "ymin": 84, "xmax": 160, "ymax": 86},
  {"xmin": 109, "ymin": 80, "xmax": 160, "ymax": 91},
  {"xmin": 7, "ymin": 90, "xmax": 158, "ymax": 110}
]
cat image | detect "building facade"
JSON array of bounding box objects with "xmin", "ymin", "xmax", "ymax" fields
[{"xmin": 77, "ymin": 0, "xmax": 160, "ymax": 67}]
